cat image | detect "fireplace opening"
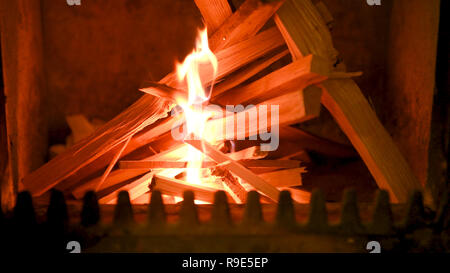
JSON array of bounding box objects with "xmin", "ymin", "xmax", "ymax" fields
[{"xmin": 0, "ymin": 0, "xmax": 448, "ymax": 253}]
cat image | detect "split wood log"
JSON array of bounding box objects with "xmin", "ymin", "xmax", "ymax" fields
[
  {"xmin": 274, "ymin": 0, "xmax": 422, "ymax": 203},
  {"xmin": 274, "ymin": 0, "xmax": 338, "ymax": 64},
  {"xmin": 209, "ymin": 0, "xmax": 285, "ymax": 51},
  {"xmin": 320, "ymin": 80, "xmax": 423, "ymax": 203},
  {"xmin": 314, "ymin": 1, "xmax": 334, "ymax": 28},
  {"xmin": 185, "ymin": 138, "xmax": 280, "ymax": 202},
  {"xmin": 95, "ymin": 135, "xmax": 132, "ymax": 192},
  {"xmin": 237, "ymin": 160, "xmax": 301, "ymax": 169},
  {"xmin": 99, "ymin": 172, "xmax": 154, "ymax": 204},
  {"xmin": 119, "ymin": 159, "xmax": 299, "ymax": 170},
  {"xmin": 119, "ymin": 160, "xmax": 217, "ymax": 169},
  {"xmin": 138, "ymin": 82, "xmax": 187, "ymax": 103},
  {"xmin": 212, "ymin": 167, "xmax": 247, "ymax": 203},
  {"xmin": 194, "ymin": 0, "xmax": 232, "ymax": 34},
  {"xmin": 228, "ymin": 146, "xmax": 268, "ymax": 161},
  {"xmin": 149, "ymin": 175, "xmax": 229, "ymax": 203},
  {"xmin": 212, "ymin": 49, "xmax": 290, "ymax": 97},
  {"xmin": 214, "ymin": 54, "xmax": 329, "ymax": 105},
  {"xmin": 71, "ymin": 142, "xmax": 188, "ymax": 199},
  {"xmin": 73, "ymin": 169, "xmax": 147, "ymax": 200}
]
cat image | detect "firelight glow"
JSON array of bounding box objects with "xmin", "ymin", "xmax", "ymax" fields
[{"xmin": 175, "ymin": 27, "xmax": 218, "ymax": 185}]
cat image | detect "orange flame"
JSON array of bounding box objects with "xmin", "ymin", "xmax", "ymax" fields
[{"xmin": 175, "ymin": 28, "xmax": 218, "ymax": 185}]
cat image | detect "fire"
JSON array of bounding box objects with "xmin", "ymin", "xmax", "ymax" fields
[{"xmin": 175, "ymin": 28, "xmax": 218, "ymax": 185}]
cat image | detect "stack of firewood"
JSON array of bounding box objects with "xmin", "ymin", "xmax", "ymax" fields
[{"xmin": 22, "ymin": 0, "xmax": 423, "ymax": 205}]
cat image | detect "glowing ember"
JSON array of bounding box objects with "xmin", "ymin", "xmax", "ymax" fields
[{"xmin": 175, "ymin": 28, "xmax": 218, "ymax": 185}]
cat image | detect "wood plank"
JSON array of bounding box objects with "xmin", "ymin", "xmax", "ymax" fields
[
  {"xmin": 212, "ymin": 167, "xmax": 248, "ymax": 203},
  {"xmin": 214, "ymin": 54, "xmax": 329, "ymax": 105},
  {"xmin": 212, "ymin": 49, "xmax": 289, "ymax": 97},
  {"xmin": 185, "ymin": 138, "xmax": 280, "ymax": 202},
  {"xmin": 119, "ymin": 160, "xmax": 217, "ymax": 169},
  {"xmin": 119, "ymin": 159, "xmax": 299, "ymax": 170},
  {"xmin": 209, "ymin": 0, "xmax": 285, "ymax": 51},
  {"xmin": 194, "ymin": 0, "xmax": 232, "ymax": 34},
  {"xmin": 274, "ymin": 0, "xmax": 337, "ymax": 62},
  {"xmin": 150, "ymin": 175, "xmax": 226, "ymax": 203},
  {"xmin": 99, "ymin": 172, "xmax": 154, "ymax": 204},
  {"xmin": 321, "ymin": 80, "xmax": 422, "ymax": 203},
  {"xmin": 72, "ymin": 169, "xmax": 147, "ymax": 200},
  {"xmin": 275, "ymin": 0, "xmax": 422, "ymax": 203},
  {"xmin": 95, "ymin": 135, "xmax": 132, "ymax": 191},
  {"xmin": 228, "ymin": 146, "xmax": 268, "ymax": 161}
]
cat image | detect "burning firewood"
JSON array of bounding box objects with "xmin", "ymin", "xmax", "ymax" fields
[
  {"xmin": 185, "ymin": 137, "xmax": 280, "ymax": 202},
  {"xmin": 227, "ymin": 146, "xmax": 268, "ymax": 161},
  {"xmin": 149, "ymin": 175, "xmax": 229, "ymax": 203},
  {"xmin": 24, "ymin": 0, "xmax": 339, "ymax": 207},
  {"xmin": 211, "ymin": 167, "xmax": 247, "ymax": 203}
]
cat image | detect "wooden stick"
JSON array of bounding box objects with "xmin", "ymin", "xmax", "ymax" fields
[
  {"xmin": 99, "ymin": 172, "xmax": 154, "ymax": 204},
  {"xmin": 95, "ymin": 135, "xmax": 132, "ymax": 192},
  {"xmin": 150, "ymin": 175, "xmax": 225, "ymax": 203},
  {"xmin": 215, "ymin": 54, "xmax": 329, "ymax": 105},
  {"xmin": 119, "ymin": 160, "xmax": 217, "ymax": 169},
  {"xmin": 194, "ymin": 0, "xmax": 232, "ymax": 34},
  {"xmin": 329, "ymin": 71, "xmax": 363, "ymax": 79},
  {"xmin": 119, "ymin": 158, "xmax": 299, "ymax": 170},
  {"xmin": 72, "ymin": 169, "xmax": 147, "ymax": 200},
  {"xmin": 274, "ymin": 0, "xmax": 338, "ymax": 63},
  {"xmin": 139, "ymin": 82, "xmax": 187, "ymax": 103},
  {"xmin": 321, "ymin": 80, "xmax": 422, "ymax": 203},
  {"xmin": 212, "ymin": 49, "xmax": 289, "ymax": 97},
  {"xmin": 185, "ymin": 138, "xmax": 280, "ymax": 202},
  {"xmin": 227, "ymin": 146, "xmax": 268, "ymax": 161},
  {"xmin": 212, "ymin": 167, "xmax": 247, "ymax": 203},
  {"xmin": 239, "ymin": 160, "xmax": 301, "ymax": 169},
  {"xmin": 209, "ymin": 0, "xmax": 285, "ymax": 51},
  {"xmin": 275, "ymin": 0, "xmax": 422, "ymax": 203}
]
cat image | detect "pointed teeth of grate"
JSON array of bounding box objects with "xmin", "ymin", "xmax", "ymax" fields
[
  {"xmin": 179, "ymin": 190, "xmax": 199, "ymax": 226},
  {"xmin": 370, "ymin": 190, "xmax": 394, "ymax": 234},
  {"xmin": 113, "ymin": 191, "xmax": 134, "ymax": 226},
  {"xmin": 306, "ymin": 189, "xmax": 328, "ymax": 232},
  {"xmin": 14, "ymin": 191, "xmax": 37, "ymax": 227},
  {"xmin": 403, "ymin": 190, "xmax": 425, "ymax": 229},
  {"xmin": 276, "ymin": 190, "xmax": 296, "ymax": 228},
  {"xmin": 340, "ymin": 188, "xmax": 363, "ymax": 233},
  {"xmin": 148, "ymin": 190, "xmax": 166, "ymax": 226},
  {"xmin": 47, "ymin": 189, "xmax": 68, "ymax": 227},
  {"xmin": 243, "ymin": 191, "xmax": 263, "ymax": 225},
  {"xmin": 435, "ymin": 187, "xmax": 449, "ymax": 230},
  {"xmin": 81, "ymin": 191, "xmax": 100, "ymax": 227},
  {"xmin": 212, "ymin": 191, "xmax": 231, "ymax": 226}
]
